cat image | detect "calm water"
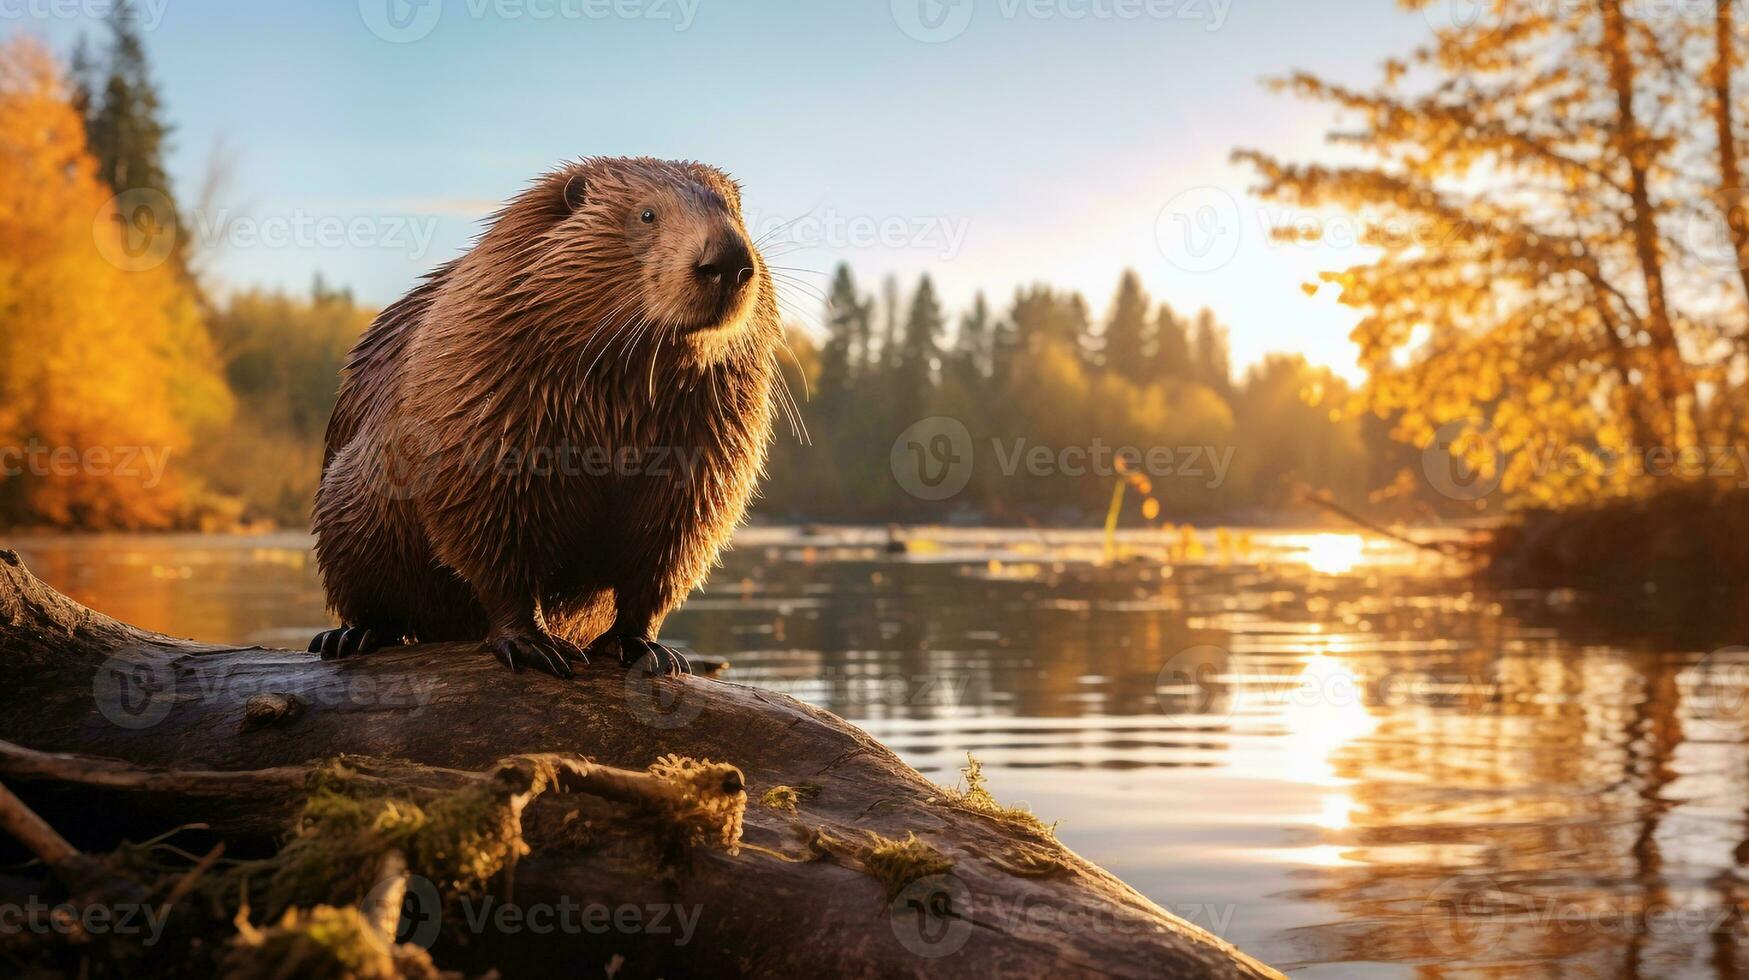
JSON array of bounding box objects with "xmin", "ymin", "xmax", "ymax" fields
[{"xmin": 9, "ymin": 527, "xmax": 1749, "ymax": 979}]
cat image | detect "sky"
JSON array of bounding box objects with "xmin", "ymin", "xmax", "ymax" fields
[{"xmin": 9, "ymin": 0, "xmax": 1436, "ymax": 380}]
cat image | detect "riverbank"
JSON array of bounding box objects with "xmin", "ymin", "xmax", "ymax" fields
[
  {"xmin": 1479, "ymin": 484, "xmax": 1749, "ymax": 640},
  {"xmin": 1485, "ymin": 485, "xmax": 1749, "ymax": 588}
]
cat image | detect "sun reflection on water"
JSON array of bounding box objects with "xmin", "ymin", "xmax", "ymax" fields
[{"xmin": 1294, "ymin": 533, "xmax": 1367, "ymax": 575}]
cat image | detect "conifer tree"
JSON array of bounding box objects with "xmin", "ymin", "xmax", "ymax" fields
[
  {"xmin": 83, "ymin": 11, "xmax": 174, "ymax": 199},
  {"xmin": 1150, "ymin": 304, "xmax": 1192, "ymax": 383},
  {"xmin": 79, "ymin": 9, "xmax": 185, "ymax": 272},
  {"xmin": 820, "ymin": 263, "xmax": 865, "ymax": 398},
  {"xmin": 1191, "ymin": 309, "xmax": 1232, "ymax": 397},
  {"xmin": 1103, "ymin": 270, "xmax": 1150, "ymax": 382},
  {"xmin": 895, "ymin": 275, "xmax": 946, "ymax": 404},
  {"xmin": 954, "ymin": 291, "xmax": 993, "ymax": 381}
]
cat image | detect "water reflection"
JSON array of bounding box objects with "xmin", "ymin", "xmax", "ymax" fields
[{"xmin": 8, "ymin": 526, "xmax": 1748, "ymax": 978}]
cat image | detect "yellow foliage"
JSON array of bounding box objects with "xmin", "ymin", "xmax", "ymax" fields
[{"xmin": 1238, "ymin": 2, "xmax": 1749, "ymax": 508}]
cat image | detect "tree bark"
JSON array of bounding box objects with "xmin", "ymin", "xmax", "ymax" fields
[
  {"xmin": 1714, "ymin": 0, "xmax": 1749, "ymax": 329},
  {"xmin": 0, "ymin": 549, "xmax": 1280, "ymax": 979},
  {"xmin": 1600, "ymin": 0, "xmax": 1692, "ymax": 439}
]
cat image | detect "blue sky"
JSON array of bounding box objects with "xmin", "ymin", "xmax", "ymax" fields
[{"xmin": 11, "ymin": 0, "xmax": 1434, "ymax": 378}]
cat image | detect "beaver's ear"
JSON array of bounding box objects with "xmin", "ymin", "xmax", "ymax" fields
[{"xmin": 562, "ymin": 174, "xmax": 588, "ymax": 212}]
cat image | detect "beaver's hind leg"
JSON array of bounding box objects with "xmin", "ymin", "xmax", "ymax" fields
[
  {"xmin": 475, "ymin": 587, "xmax": 590, "ymax": 679},
  {"xmin": 590, "ymin": 635, "xmax": 692, "ymax": 676},
  {"xmin": 309, "ymin": 434, "xmax": 456, "ymax": 661},
  {"xmin": 585, "ymin": 580, "xmax": 693, "ymax": 677},
  {"xmin": 489, "ymin": 630, "xmax": 585, "ymax": 679}
]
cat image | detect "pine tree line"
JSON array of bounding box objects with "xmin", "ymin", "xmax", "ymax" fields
[{"xmin": 761, "ymin": 264, "xmax": 1377, "ymax": 523}]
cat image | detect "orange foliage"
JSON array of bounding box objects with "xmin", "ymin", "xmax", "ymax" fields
[{"xmin": 0, "ymin": 36, "xmax": 230, "ymax": 528}]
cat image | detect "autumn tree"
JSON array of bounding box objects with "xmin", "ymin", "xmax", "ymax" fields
[
  {"xmin": 1236, "ymin": 0, "xmax": 1749, "ymax": 504},
  {"xmin": 0, "ymin": 37, "xmax": 229, "ymax": 528},
  {"xmin": 192, "ymin": 282, "xmax": 373, "ymax": 524},
  {"xmin": 1230, "ymin": 355, "xmax": 1369, "ymax": 508}
]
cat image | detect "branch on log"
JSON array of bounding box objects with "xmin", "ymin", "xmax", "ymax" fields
[{"xmin": 0, "ymin": 549, "xmax": 1280, "ymax": 979}]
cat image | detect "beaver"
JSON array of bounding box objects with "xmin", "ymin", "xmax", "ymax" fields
[{"xmin": 307, "ymin": 157, "xmax": 781, "ymax": 678}]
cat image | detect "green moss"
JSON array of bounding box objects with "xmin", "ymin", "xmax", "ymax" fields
[
  {"xmin": 761, "ymin": 786, "xmax": 801, "ymax": 812},
  {"xmin": 265, "ymin": 758, "xmax": 538, "ymax": 913},
  {"xmin": 861, "ymin": 832, "xmax": 954, "ymax": 900},
  {"xmin": 758, "ymin": 781, "xmax": 821, "ymax": 813},
  {"xmin": 10, "ymin": 752, "xmax": 757, "ymax": 978},
  {"xmin": 223, "ymin": 905, "xmax": 448, "ymax": 980},
  {"xmin": 935, "ymin": 753, "xmax": 1058, "ymax": 838}
]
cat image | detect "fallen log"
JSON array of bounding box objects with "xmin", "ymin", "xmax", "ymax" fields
[{"xmin": 0, "ymin": 549, "xmax": 1280, "ymax": 979}]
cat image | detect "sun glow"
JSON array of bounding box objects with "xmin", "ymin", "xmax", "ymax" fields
[{"xmin": 1297, "ymin": 533, "xmax": 1366, "ymax": 575}]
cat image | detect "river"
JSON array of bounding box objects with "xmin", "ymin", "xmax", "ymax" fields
[{"xmin": 8, "ymin": 526, "xmax": 1747, "ymax": 979}]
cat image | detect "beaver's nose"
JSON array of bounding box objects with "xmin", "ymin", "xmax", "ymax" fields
[{"xmin": 695, "ymin": 236, "xmax": 755, "ymax": 295}]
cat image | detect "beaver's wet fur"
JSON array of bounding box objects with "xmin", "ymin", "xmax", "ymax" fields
[{"xmin": 309, "ymin": 157, "xmax": 780, "ymax": 678}]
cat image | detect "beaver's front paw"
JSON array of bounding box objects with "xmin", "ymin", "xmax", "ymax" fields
[
  {"xmin": 309, "ymin": 626, "xmax": 400, "ymax": 660},
  {"xmin": 488, "ymin": 628, "xmax": 587, "ymax": 679},
  {"xmin": 591, "ymin": 635, "xmax": 692, "ymax": 677}
]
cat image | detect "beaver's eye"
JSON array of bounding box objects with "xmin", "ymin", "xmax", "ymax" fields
[{"xmin": 640, "ymin": 209, "xmax": 656, "ymax": 224}]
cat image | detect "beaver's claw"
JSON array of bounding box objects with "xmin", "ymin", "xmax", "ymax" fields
[
  {"xmin": 596, "ymin": 635, "xmax": 692, "ymax": 676},
  {"xmin": 310, "ymin": 626, "xmax": 393, "ymax": 660},
  {"xmin": 489, "ymin": 630, "xmax": 587, "ymax": 680}
]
